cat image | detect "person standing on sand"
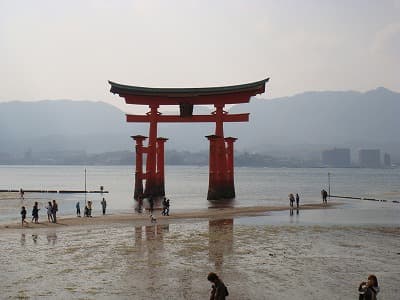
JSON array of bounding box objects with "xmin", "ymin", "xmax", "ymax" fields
[
  {"xmin": 76, "ymin": 201, "xmax": 81, "ymax": 217},
  {"xmin": 46, "ymin": 201, "xmax": 53, "ymax": 222},
  {"xmin": 358, "ymin": 274, "xmax": 379, "ymax": 300},
  {"xmin": 31, "ymin": 202, "xmax": 39, "ymax": 223},
  {"xmin": 289, "ymin": 193, "xmax": 295, "ymax": 207},
  {"xmin": 207, "ymin": 272, "xmax": 229, "ymax": 300},
  {"xmin": 21, "ymin": 206, "xmax": 28, "ymax": 227},
  {"xmin": 321, "ymin": 189, "xmax": 328, "ymax": 204},
  {"xmin": 296, "ymin": 193, "xmax": 300, "ymax": 208},
  {"xmin": 52, "ymin": 200, "xmax": 58, "ymax": 223},
  {"xmin": 87, "ymin": 200, "xmax": 92, "ymax": 217},
  {"xmin": 101, "ymin": 198, "xmax": 107, "ymax": 215}
]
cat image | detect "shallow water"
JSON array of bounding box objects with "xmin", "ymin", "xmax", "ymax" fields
[
  {"xmin": 1, "ymin": 217, "xmax": 399, "ymax": 299},
  {"xmin": 1, "ymin": 165, "xmax": 399, "ymax": 223}
]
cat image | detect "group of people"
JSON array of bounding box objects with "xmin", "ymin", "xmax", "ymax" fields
[
  {"xmin": 76, "ymin": 198, "xmax": 107, "ymax": 218},
  {"xmin": 135, "ymin": 195, "xmax": 171, "ymax": 217},
  {"xmin": 288, "ymin": 193, "xmax": 300, "ymax": 208},
  {"xmin": 20, "ymin": 198, "xmax": 108, "ymax": 226},
  {"xmin": 20, "ymin": 200, "xmax": 58, "ymax": 226},
  {"xmin": 46, "ymin": 200, "xmax": 58, "ymax": 223}
]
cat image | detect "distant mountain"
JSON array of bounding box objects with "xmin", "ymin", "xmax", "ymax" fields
[
  {"xmin": 228, "ymin": 87, "xmax": 400, "ymax": 159},
  {"xmin": 0, "ymin": 87, "xmax": 399, "ymax": 161},
  {"xmin": 0, "ymin": 100, "xmax": 145, "ymax": 153}
]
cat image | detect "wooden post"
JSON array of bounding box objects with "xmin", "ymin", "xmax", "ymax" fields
[{"xmin": 132, "ymin": 135, "xmax": 147, "ymax": 200}]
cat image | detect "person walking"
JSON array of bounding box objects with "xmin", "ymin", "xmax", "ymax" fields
[
  {"xmin": 101, "ymin": 198, "xmax": 107, "ymax": 215},
  {"xmin": 21, "ymin": 206, "xmax": 28, "ymax": 227},
  {"xmin": 46, "ymin": 201, "xmax": 53, "ymax": 222},
  {"xmin": 358, "ymin": 274, "xmax": 379, "ymax": 300},
  {"xmin": 165, "ymin": 198, "xmax": 170, "ymax": 216},
  {"xmin": 31, "ymin": 202, "xmax": 39, "ymax": 223},
  {"xmin": 76, "ymin": 201, "xmax": 81, "ymax": 217},
  {"xmin": 52, "ymin": 200, "xmax": 58, "ymax": 223},
  {"xmin": 207, "ymin": 272, "xmax": 229, "ymax": 300},
  {"xmin": 296, "ymin": 193, "xmax": 300, "ymax": 208}
]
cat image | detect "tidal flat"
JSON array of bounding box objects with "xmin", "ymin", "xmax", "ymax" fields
[{"xmin": 1, "ymin": 216, "xmax": 399, "ymax": 299}]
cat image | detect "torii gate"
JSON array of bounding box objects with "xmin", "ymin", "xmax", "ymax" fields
[{"xmin": 109, "ymin": 78, "xmax": 269, "ymax": 200}]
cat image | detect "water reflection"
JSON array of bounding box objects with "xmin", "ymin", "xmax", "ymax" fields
[
  {"xmin": 133, "ymin": 224, "xmax": 168, "ymax": 292},
  {"xmin": 47, "ymin": 232, "xmax": 57, "ymax": 245},
  {"xmin": 32, "ymin": 234, "xmax": 38, "ymax": 244},
  {"xmin": 289, "ymin": 208, "xmax": 300, "ymax": 223},
  {"xmin": 20, "ymin": 233, "xmax": 26, "ymax": 246},
  {"xmin": 208, "ymin": 198, "xmax": 236, "ymax": 209},
  {"xmin": 208, "ymin": 219, "xmax": 233, "ymax": 271},
  {"xmin": 134, "ymin": 224, "xmax": 168, "ymax": 247}
]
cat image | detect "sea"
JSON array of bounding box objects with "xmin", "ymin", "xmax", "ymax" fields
[{"xmin": 0, "ymin": 165, "xmax": 399, "ymax": 299}]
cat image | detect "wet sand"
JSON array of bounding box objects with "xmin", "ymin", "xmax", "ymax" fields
[
  {"xmin": 0, "ymin": 208, "xmax": 399, "ymax": 299},
  {"xmin": 1, "ymin": 202, "xmax": 336, "ymax": 230}
]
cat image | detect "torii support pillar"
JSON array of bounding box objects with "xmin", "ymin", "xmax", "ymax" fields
[
  {"xmin": 143, "ymin": 104, "xmax": 159, "ymax": 198},
  {"xmin": 156, "ymin": 137, "xmax": 168, "ymax": 197},
  {"xmin": 224, "ymin": 137, "xmax": 237, "ymax": 198},
  {"xmin": 206, "ymin": 135, "xmax": 235, "ymax": 200},
  {"xmin": 132, "ymin": 135, "xmax": 147, "ymax": 200}
]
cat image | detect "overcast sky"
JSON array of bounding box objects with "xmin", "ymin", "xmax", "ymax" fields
[{"xmin": 1, "ymin": 0, "xmax": 399, "ymax": 111}]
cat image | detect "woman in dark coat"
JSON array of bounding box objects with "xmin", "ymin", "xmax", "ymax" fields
[{"xmin": 207, "ymin": 272, "xmax": 228, "ymax": 300}]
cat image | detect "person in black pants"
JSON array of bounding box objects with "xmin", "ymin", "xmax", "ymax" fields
[{"xmin": 31, "ymin": 202, "xmax": 39, "ymax": 223}]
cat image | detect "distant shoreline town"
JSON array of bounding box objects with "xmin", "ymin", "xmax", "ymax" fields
[{"xmin": 0, "ymin": 148, "xmax": 397, "ymax": 168}]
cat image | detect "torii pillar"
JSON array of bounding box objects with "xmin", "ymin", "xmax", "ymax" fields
[
  {"xmin": 156, "ymin": 137, "xmax": 168, "ymax": 196},
  {"xmin": 131, "ymin": 135, "xmax": 147, "ymax": 200}
]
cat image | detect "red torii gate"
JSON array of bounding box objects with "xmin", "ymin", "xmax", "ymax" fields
[{"xmin": 109, "ymin": 78, "xmax": 269, "ymax": 200}]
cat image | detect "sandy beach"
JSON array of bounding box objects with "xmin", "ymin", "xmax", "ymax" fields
[{"xmin": 1, "ymin": 202, "xmax": 335, "ymax": 230}]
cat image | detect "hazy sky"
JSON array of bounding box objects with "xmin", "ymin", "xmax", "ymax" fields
[{"xmin": 1, "ymin": 0, "xmax": 399, "ymax": 111}]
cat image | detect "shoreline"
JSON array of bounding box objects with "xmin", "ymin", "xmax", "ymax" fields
[{"xmin": 1, "ymin": 202, "xmax": 337, "ymax": 230}]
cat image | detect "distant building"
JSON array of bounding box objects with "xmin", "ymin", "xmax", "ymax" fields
[
  {"xmin": 383, "ymin": 153, "xmax": 391, "ymax": 167},
  {"xmin": 359, "ymin": 149, "xmax": 381, "ymax": 168},
  {"xmin": 321, "ymin": 148, "xmax": 351, "ymax": 167}
]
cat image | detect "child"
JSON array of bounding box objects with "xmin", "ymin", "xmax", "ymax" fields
[{"xmin": 21, "ymin": 206, "xmax": 28, "ymax": 227}]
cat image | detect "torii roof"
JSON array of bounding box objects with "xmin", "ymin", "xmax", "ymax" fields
[{"xmin": 109, "ymin": 78, "xmax": 269, "ymax": 105}]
